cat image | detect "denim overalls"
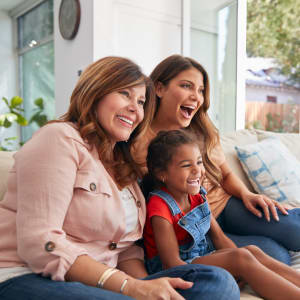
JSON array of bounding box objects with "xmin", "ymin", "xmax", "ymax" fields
[{"xmin": 146, "ymin": 187, "xmax": 215, "ymax": 274}]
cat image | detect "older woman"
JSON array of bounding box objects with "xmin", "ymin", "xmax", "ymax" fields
[
  {"xmin": 132, "ymin": 54, "xmax": 300, "ymax": 265},
  {"xmin": 0, "ymin": 56, "xmax": 239, "ymax": 300}
]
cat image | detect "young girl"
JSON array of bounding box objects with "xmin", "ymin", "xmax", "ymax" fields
[{"xmin": 142, "ymin": 129, "xmax": 300, "ymax": 300}]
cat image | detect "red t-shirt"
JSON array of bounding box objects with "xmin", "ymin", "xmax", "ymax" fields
[{"xmin": 144, "ymin": 188, "xmax": 205, "ymax": 259}]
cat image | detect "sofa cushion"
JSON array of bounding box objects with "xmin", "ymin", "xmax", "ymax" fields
[
  {"xmin": 220, "ymin": 129, "xmax": 258, "ymax": 192},
  {"xmin": 255, "ymin": 130, "xmax": 300, "ymax": 161},
  {"xmin": 0, "ymin": 151, "xmax": 14, "ymax": 201},
  {"xmin": 235, "ymin": 137, "xmax": 300, "ymax": 207}
]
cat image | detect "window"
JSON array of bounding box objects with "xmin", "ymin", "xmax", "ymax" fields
[
  {"xmin": 267, "ymin": 95, "xmax": 277, "ymax": 103},
  {"xmin": 189, "ymin": 0, "xmax": 244, "ymax": 133},
  {"xmin": 17, "ymin": 0, "xmax": 54, "ymax": 142}
]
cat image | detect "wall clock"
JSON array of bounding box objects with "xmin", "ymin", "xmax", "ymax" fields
[{"xmin": 59, "ymin": 0, "xmax": 81, "ymax": 40}]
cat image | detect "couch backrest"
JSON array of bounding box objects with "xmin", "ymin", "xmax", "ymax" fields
[
  {"xmin": 220, "ymin": 129, "xmax": 258, "ymax": 192},
  {"xmin": 0, "ymin": 151, "xmax": 15, "ymax": 201}
]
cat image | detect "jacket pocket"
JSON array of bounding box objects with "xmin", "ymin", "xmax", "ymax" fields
[{"xmin": 74, "ymin": 170, "xmax": 112, "ymax": 196}]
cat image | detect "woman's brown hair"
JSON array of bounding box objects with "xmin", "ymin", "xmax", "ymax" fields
[
  {"xmin": 150, "ymin": 54, "xmax": 222, "ymax": 186},
  {"xmin": 59, "ymin": 56, "xmax": 156, "ymax": 187}
]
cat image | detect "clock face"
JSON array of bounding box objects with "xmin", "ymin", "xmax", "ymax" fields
[{"xmin": 59, "ymin": 0, "xmax": 81, "ymax": 40}]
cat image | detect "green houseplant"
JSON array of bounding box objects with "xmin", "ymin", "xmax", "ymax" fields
[{"xmin": 0, "ymin": 96, "xmax": 49, "ymax": 151}]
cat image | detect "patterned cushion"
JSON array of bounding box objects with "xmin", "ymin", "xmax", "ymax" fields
[{"xmin": 235, "ymin": 137, "xmax": 300, "ymax": 206}]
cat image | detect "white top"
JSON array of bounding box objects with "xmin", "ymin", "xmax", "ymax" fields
[
  {"xmin": 0, "ymin": 267, "xmax": 32, "ymax": 283},
  {"xmin": 120, "ymin": 188, "xmax": 138, "ymax": 235}
]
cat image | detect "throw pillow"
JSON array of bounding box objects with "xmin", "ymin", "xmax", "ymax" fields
[{"xmin": 235, "ymin": 137, "xmax": 300, "ymax": 206}]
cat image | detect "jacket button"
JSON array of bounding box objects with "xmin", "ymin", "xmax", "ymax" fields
[
  {"xmin": 109, "ymin": 242, "xmax": 117, "ymax": 250},
  {"xmin": 45, "ymin": 241, "xmax": 55, "ymax": 252},
  {"xmin": 181, "ymin": 219, "xmax": 187, "ymax": 225},
  {"xmin": 136, "ymin": 200, "xmax": 141, "ymax": 208},
  {"xmin": 90, "ymin": 183, "xmax": 96, "ymax": 191}
]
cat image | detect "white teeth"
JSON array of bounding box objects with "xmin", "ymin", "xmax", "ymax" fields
[
  {"xmin": 182, "ymin": 105, "xmax": 196, "ymax": 109},
  {"xmin": 118, "ymin": 116, "xmax": 133, "ymax": 125},
  {"xmin": 187, "ymin": 179, "xmax": 199, "ymax": 185}
]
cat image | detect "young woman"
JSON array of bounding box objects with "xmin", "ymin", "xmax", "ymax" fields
[
  {"xmin": 132, "ymin": 54, "xmax": 300, "ymax": 265},
  {"xmin": 142, "ymin": 129, "xmax": 300, "ymax": 300},
  {"xmin": 0, "ymin": 57, "xmax": 240, "ymax": 300}
]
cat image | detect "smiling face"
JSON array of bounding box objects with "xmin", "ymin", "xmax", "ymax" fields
[
  {"xmin": 96, "ymin": 84, "xmax": 146, "ymax": 144},
  {"xmin": 161, "ymin": 143, "xmax": 205, "ymax": 200},
  {"xmin": 154, "ymin": 67, "xmax": 204, "ymax": 130}
]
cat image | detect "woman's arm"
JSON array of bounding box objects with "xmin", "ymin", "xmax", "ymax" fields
[
  {"xmin": 118, "ymin": 258, "xmax": 148, "ymax": 279},
  {"xmin": 152, "ymin": 216, "xmax": 186, "ymax": 269},
  {"xmin": 208, "ymin": 216, "xmax": 237, "ymax": 250},
  {"xmin": 66, "ymin": 254, "xmax": 191, "ymax": 300},
  {"xmin": 15, "ymin": 124, "xmax": 89, "ymax": 279},
  {"xmin": 220, "ymin": 160, "xmax": 288, "ymax": 221}
]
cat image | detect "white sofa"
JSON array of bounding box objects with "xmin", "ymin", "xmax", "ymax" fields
[
  {"xmin": 220, "ymin": 129, "xmax": 300, "ymax": 299},
  {"xmin": 0, "ymin": 129, "xmax": 299, "ymax": 299}
]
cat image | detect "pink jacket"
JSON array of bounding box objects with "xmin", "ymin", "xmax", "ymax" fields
[{"xmin": 0, "ymin": 122, "xmax": 146, "ymax": 281}]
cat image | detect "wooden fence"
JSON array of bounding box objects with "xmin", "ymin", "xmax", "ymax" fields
[{"xmin": 245, "ymin": 101, "xmax": 300, "ymax": 133}]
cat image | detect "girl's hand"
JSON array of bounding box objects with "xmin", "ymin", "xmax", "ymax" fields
[
  {"xmin": 125, "ymin": 277, "xmax": 193, "ymax": 300},
  {"xmin": 241, "ymin": 192, "xmax": 289, "ymax": 221}
]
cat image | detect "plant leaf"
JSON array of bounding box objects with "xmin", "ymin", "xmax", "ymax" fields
[
  {"xmin": 1, "ymin": 97, "xmax": 9, "ymax": 107},
  {"xmin": 34, "ymin": 98, "xmax": 44, "ymax": 109},
  {"xmin": 3, "ymin": 118, "xmax": 12, "ymax": 128},
  {"xmin": 16, "ymin": 114, "xmax": 28, "ymax": 126},
  {"xmin": 5, "ymin": 113, "xmax": 18, "ymax": 123},
  {"xmin": 11, "ymin": 96, "xmax": 23, "ymax": 108},
  {"xmin": 0, "ymin": 114, "xmax": 5, "ymax": 126},
  {"xmin": 4, "ymin": 136, "xmax": 17, "ymax": 141}
]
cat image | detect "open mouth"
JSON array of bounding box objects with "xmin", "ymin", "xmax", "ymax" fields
[
  {"xmin": 180, "ymin": 105, "xmax": 195, "ymax": 118},
  {"xmin": 117, "ymin": 115, "xmax": 134, "ymax": 127},
  {"xmin": 187, "ymin": 178, "xmax": 200, "ymax": 186}
]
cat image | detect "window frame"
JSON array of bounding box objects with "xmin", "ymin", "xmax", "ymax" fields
[{"xmin": 10, "ymin": 0, "xmax": 54, "ymax": 142}]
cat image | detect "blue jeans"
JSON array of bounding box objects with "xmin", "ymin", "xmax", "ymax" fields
[
  {"xmin": 218, "ymin": 196, "xmax": 300, "ymax": 264},
  {"xmin": 0, "ymin": 265, "xmax": 240, "ymax": 300}
]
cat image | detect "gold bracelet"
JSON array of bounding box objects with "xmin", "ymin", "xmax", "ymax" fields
[
  {"xmin": 96, "ymin": 268, "xmax": 119, "ymax": 288},
  {"xmin": 120, "ymin": 278, "xmax": 128, "ymax": 294}
]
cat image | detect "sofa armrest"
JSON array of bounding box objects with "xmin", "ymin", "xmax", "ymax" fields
[{"xmin": 0, "ymin": 151, "xmax": 15, "ymax": 201}]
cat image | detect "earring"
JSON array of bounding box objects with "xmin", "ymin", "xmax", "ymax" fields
[{"xmin": 161, "ymin": 177, "xmax": 165, "ymax": 183}]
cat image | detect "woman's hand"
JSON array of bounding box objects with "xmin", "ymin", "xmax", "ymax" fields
[
  {"xmin": 125, "ymin": 277, "xmax": 193, "ymax": 300},
  {"xmin": 241, "ymin": 192, "xmax": 289, "ymax": 221}
]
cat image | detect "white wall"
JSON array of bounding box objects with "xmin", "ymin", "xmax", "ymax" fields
[
  {"xmin": 0, "ymin": 10, "xmax": 18, "ymax": 144},
  {"xmin": 246, "ymin": 85, "xmax": 300, "ymax": 104},
  {"xmin": 55, "ymin": 0, "xmax": 182, "ymax": 117},
  {"xmin": 54, "ymin": 0, "xmax": 94, "ymax": 117}
]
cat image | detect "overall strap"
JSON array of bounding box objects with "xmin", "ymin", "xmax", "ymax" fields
[
  {"xmin": 199, "ymin": 186, "xmax": 208, "ymax": 201},
  {"xmin": 149, "ymin": 190, "xmax": 181, "ymax": 216}
]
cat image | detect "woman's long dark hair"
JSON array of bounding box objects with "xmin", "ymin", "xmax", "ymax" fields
[{"xmin": 150, "ymin": 54, "xmax": 222, "ymax": 187}]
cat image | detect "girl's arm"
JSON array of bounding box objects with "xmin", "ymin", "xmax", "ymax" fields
[
  {"xmin": 151, "ymin": 215, "xmax": 186, "ymax": 269},
  {"xmin": 220, "ymin": 161, "xmax": 288, "ymax": 221},
  {"xmin": 208, "ymin": 216, "xmax": 237, "ymax": 250}
]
